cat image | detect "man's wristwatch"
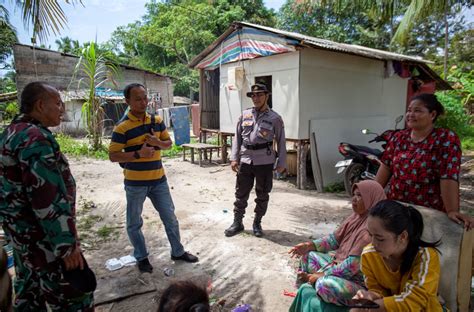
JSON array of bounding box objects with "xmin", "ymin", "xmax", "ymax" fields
[{"xmin": 133, "ymin": 151, "xmax": 141, "ymax": 159}]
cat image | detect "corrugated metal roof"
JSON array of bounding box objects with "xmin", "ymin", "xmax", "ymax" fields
[
  {"xmin": 173, "ymin": 96, "xmax": 192, "ymax": 104},
  {"xmin": 0, "ymin": 91, "xmax": 17, "ymax": 102},
  {"xmin": 59, "ymin": 90, "xmax": 124, "ymax": 101},
  {"xmin": 237, "ymin": 22, "xmax": 429, "ymax": 64},
  {"xmin": 189, "ymin": 22, "xmax": 450, "ymax": 90},
  {"xmin": 14, "ymin": 43, "xmax": 171, "ymax": 78},
  {"xmin": 189, "ymin": 22, "xmax": 429, "ymax": 67}
]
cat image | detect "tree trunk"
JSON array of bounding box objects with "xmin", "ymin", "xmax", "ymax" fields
[{"xmin": 443, "ymin": 2, "xmax": 449, "ymax": 79}]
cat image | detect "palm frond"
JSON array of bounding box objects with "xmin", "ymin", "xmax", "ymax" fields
[
  {"xmin": 16, "ymin": 0, "xmax": 82, "ymax": 43},
  {"xmin": 391, "ymin": 0, "xmax": 449, "ymax": 45}
]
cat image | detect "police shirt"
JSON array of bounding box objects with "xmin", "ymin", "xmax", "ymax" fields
[{"xmin": 230, "ymin": 107, "xmax": 287, "ymax": 168}]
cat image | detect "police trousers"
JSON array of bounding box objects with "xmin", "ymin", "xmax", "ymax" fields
[{"xmin": 233, "ymin": 163, "xmax": 274, "ymax": 218}]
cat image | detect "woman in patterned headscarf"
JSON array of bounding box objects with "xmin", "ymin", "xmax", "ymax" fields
[{"xmin": 289, "ymin": 180, "xmax": 386, "ymax": 311}]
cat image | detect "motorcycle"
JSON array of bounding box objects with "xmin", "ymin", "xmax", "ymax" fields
[{"xmin": 335, "ymin": 115, "xmax": 404, "ymax": 194}]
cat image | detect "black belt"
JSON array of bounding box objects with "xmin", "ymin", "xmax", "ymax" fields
[{"xmin": 243, "ymin": 142, "xmax": 272, "ymax": 150}]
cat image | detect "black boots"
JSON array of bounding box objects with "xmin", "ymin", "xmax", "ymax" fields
[
  {"xmin": 225, "ymin": 214, "xmax": 264, "ymax": 237},
  {"xmin": 224, "ymin": 216, "xmax": 244, "ymax": 237},
  {"xmin": 253, "ymin": 215, "xmax": 263, "ymax": 237}
]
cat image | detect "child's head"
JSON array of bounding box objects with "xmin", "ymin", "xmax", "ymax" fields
[
  {"xmin": 157, "ymin": 281, "xmax": 210, "ymax": 312},
  {"xmin": 368, "ymin": 200, "xmax": 439, "ymax": 273}
]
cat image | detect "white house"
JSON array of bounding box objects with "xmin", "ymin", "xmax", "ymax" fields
[{"xmin": 189, "ymin": 22, "xmax": 449, "ymax": 190}]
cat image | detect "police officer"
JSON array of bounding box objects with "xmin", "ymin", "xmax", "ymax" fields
[
  {"xmin": 0, "ymin": 82, "xmax": 94, "ymax": 311},
  {"xmin": 225, "ymin": 83, "xmax": 287, "ymax": 238}
]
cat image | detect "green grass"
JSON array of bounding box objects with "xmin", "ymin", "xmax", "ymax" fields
[
  {"xmin": 162, "ymin": 143, "xmax": 184, "ymax": 158},
  {"xmin": 96, "ymin": 225, "xmax": 118, "ymax": 241},
  {"xmin": 323, "ymin": 181, "xmax": 345, "ymax": 193},
  {"xmin": 77, "ymin": 214, "xmax": 103, "ymax": 231},
  {"xmin": 55, "ymin": 133, "xmax": 109, "ymax": 160},
  {"xmin": 55, "ymin": 133, "xmax": 199, "ymax": 159}
]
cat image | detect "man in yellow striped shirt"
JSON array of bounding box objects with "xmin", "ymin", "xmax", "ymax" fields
[{"xmin": 109, "ymin": 83, "xmax": 198, "ymax": 273}]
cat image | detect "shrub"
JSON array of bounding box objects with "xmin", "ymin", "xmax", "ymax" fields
[
  {"xmin": 435, "ymin": 66, "xmax": 473, "ymax": 151},
  {"xmin": 4, "ymin": 101, "xmax": 18, "ymax": 120},
  {"xmin": 55, "ymin": 133, "xmax": 109, "ymax": 160}
]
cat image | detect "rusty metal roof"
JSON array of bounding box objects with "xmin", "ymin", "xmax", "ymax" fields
[
  {"xmin": 237, "ymin": 22, "xmax": 430, "ymax": 63},
  {"xmin": 189, "ymin": 22, "xmax": 451, "ymax": 90},
  {"xmin": 14, "ymin": 43, "xmax": 171, "ymax": 78},
  {"xmin": 190, "ymin": 22, "xmax": 429, "ymax": 67}
]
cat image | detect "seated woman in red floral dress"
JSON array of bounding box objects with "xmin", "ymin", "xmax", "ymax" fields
[{"xmin": 375, "ymin": 93, "xmax": 473, "ymax": 229}]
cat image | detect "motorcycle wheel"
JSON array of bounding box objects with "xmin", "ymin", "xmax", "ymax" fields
[{"xmin": 344, "ymin": 163, "xmax": 365, "ymax": 195}]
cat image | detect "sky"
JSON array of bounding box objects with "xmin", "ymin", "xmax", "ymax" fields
[{"xmin": 4, "ymin": 0, "xmax": 287, "ymax": 48}]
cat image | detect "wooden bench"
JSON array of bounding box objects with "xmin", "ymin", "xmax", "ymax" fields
[{"xmin": 182, "ymin": 143, "xmax": 221, "ymax": 167}]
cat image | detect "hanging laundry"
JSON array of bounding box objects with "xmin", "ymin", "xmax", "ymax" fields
[
  {"xmin": 191, "ymin": 104, "xmax": 200, "ymax": 137},
  {"xmin": 392, "ymin": 61, "xmax": 411, "ymax": 78},
  {"xmin": 169, "ymin": 106, "xmax": 190, "ymax": 146},
  {"xmin": 162, "ymin": 107, "xmax": 171, "ymax": 128},
  {"xmin": 157, "ymin": 109, "xmax": 165, "ymax": 126}
]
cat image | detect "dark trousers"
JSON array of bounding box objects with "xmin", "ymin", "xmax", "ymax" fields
[{"xmin": 233, "ymin": 163, "xmax": 274, "ymax": 218}]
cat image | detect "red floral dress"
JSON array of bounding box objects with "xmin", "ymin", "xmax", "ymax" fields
[{"xmin": 381, "ymin": 128, "xmax": 461, "ymax": 212}]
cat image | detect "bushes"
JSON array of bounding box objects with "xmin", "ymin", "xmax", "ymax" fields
[
  {"xmin": 436, "ymin": 91, "xmax": 471, "ymax": 137},
  {"xmin": 0, "ymin": 101, "xmax": 18, "ymax": 120},
  {"xmin": 435, "ymin": 67, "xmax": 473, "ymax": 150},
  {"xmin": 55, "ymin": 133, "xmax": 109, "ymax": 160}
]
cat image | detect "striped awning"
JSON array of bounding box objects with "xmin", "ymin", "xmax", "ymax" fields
[{"xmin": 196, "ymin": 27, "xmax": 298, "ymax": 69}]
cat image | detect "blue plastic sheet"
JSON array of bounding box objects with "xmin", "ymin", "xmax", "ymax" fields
[{"xmin": 169, "ymin": 106, "xmax": 190, "ymax": 146}]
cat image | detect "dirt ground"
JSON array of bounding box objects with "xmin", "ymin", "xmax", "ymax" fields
[{"xmin": 70, "ymin": 151, "xmax": 473, "ymax": 312}]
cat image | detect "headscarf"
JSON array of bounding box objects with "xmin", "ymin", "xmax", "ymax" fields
[{"xmin": 333, "ymin": 180, "xmax": 386, "ymax": 262}]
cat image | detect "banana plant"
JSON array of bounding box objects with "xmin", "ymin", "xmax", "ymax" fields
[{"xmin": 72, "ymin": 42, "xmax": 119, "ymax": 150}]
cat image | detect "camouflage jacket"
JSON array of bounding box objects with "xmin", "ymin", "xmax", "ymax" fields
[{"xmin": 0, "ymin": 114, "xmax": 78, "ymax": 269}]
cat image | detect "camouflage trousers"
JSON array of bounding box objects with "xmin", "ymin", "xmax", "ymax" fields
[{"xmin": 12, "ymin": 251, "xmax": 94, "ymax": 312}]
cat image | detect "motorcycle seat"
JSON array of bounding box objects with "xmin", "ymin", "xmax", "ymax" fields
[{"xmin": 349, "ymin": 144, "xmax": 383, "ymax": 157}]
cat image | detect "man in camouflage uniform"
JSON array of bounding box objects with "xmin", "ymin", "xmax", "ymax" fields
[
  {"xmin": 0, "ymin": 82, "xmax": 94, "ymax": 311},
  {"xmin": 225, "ymin": 83, "xmax": 287, "ymax": 238}
]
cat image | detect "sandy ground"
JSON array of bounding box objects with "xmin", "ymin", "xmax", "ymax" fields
[{"xmin": 69, "ymin": 152, "xmax": 473, "ymax": 312}]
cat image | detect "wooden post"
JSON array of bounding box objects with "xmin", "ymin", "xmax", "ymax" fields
[
  {"xmin": 183, "ymin": 146, "xmax": 186, "ymax": 161},
  {"xmin": 221, "ymin": 134, "xmax": 228, "ymax": 164},
  {"xmin": 295, "ymin": 140, "xmax": 309, "ymax": 190},
  {"xmin": 198, "ymin": 149, "xmax": 202, "ymax": 167},
  {"xmin": 300, "ymin": 142, "xmax": 308, "ymax": 189},
  {"xmin": 296, "ymin": 142, "xmax": 302, "ymax": 189},
  {"xmin": 190, "ymin": 148, "xmax": 195, "ymax": 164}
]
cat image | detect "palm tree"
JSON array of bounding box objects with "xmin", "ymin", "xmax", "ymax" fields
[
  {"xmin": 55, "ymin": 36, "xmax": 73, "ymax": 53},
  {"xmin": 0, "ymin": 4, "xmax": 18, "ymax": 66},
  {"xmin": 312, "ymin": 0, "xmax": 472, "ymax": 78},
  {"xmin": 12, "ymin": 0, "xmax": 82, "ymax": 43},
  {"xmin": 55, "ymin": 36, "xmax": 82, "ymax": 55}
]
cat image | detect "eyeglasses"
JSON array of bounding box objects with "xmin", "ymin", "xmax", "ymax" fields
[{"xmin": 250, "ymin": 93, "xmax": 266, "ymax": 98}]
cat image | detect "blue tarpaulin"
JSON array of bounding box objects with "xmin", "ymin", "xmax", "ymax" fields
[{"xmin": 169, "ymin": 106, "xmax": 190, "ymax": 146}]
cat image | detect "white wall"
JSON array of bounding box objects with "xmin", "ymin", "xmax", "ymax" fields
[
  {"xmin": 219, "ymin": 52, "xmax": 300, "ymax": 138},
  {"xmin": 300, "ymin": 48, "xmax": 408, "ymax": 186}
]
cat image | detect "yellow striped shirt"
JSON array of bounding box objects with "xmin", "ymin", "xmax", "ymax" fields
[{"xmin": 109, "ymin": 112, "xmax": 169, "ymax": 186}]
